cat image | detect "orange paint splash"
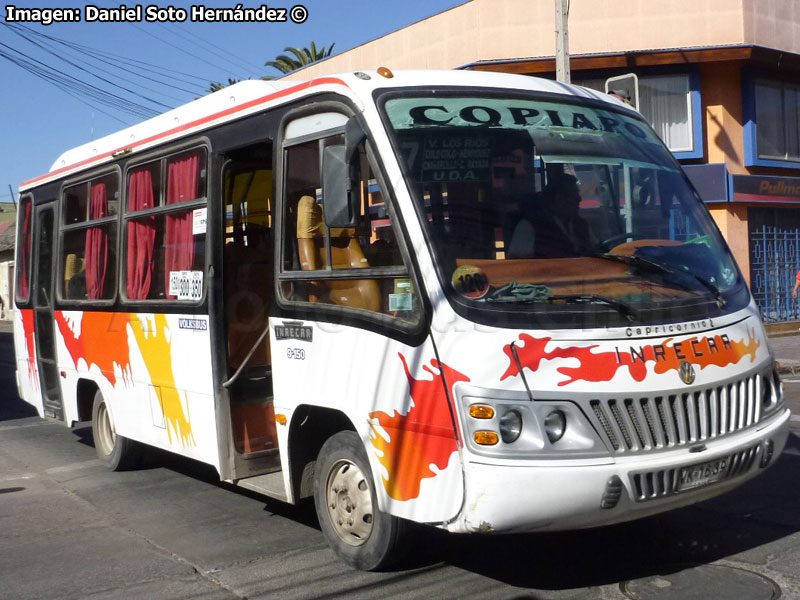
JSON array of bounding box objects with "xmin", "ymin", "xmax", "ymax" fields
[
  {"xmin": 55, "ymin": 311, "xmax": 133, "ymax": 386},
  {"xmin": 652, "ymin": 331, "xmax": 760, "ymax": 374},
  {"xmin": 19, "ymin": 309, "xmax": 37, "ymax": 383},
  {"xmin": 368, "ymin": 354, "xmax": 468, "ymax": 501},
  {"xmin": 130, "ymin": 314, "xmax": 195, "ymax": 447},
  {"xmin": 501, "ymin": 330, "xmax": 760, "ymax": 386}
]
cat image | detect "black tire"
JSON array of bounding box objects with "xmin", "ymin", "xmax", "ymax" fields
[
  {"xmin": 91, "ymin": 389, "xmax": 143, "ymax": 471},
  {"xmin": 313, "ymin": 431, "xmax": 407, "ymax": 571}
]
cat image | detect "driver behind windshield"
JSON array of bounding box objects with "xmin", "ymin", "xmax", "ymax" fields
[{"xmin": 508, "ymin": 170, "xmax": 595, "ymax": 259}]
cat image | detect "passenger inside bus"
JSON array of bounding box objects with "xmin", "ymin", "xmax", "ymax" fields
[{"xmin": 507, "ymin": 172, "xmax": 595, "ymax": 259}]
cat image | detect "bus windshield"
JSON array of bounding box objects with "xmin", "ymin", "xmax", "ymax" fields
[{"xmin": 381, "ymin": 92, "xmax": 747, "ymax": 328}]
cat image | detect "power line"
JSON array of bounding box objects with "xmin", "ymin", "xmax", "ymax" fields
[
  {"xmin": 8, "ymin": 23, "xmax": 201, "ymax": 100},
  {"xmin": 54, "ymin": 35, "xmax": 215, "ymax": 88},
  {"xmin": 2, "ymin": 22, "xmax": 173, "ymax": 112},
  {"xmin": 0, "ymin": 42, "xmax": 148, "ymax": 121},
  {"xmin": 130, "ymin": 23, "xmax": 250, "ymax": 78},
  {"xmin": 156, "ymin": 22, "xmax": 265, "ymax": 76}
]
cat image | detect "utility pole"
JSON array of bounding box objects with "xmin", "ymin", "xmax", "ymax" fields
[
  {"xmin": 555, "ymin": 0, "xmax": 570, "ymax": 83},
  {"xmin": 7, "ymin": 184, "xmax": 16, "ymax": 211}
]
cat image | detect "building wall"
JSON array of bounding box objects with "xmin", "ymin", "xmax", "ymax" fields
[
  {"xmin": 697, "ymin": 61, "xmax": 752, "ymax": 282},
  {"xmin": 743, "ymin": 0, "xmax": 800, "ymax": 55},
  {"xmin": 284, "ymin": 0, "xmax": 800, "ymax": 81},
  {"xmin": 700, "ymin": 62, "xmax": 746, "ymax": 174}
]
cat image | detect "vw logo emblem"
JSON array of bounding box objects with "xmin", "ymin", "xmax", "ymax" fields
[{"xmin": 678, "ymin": 360, "xmax": 696, "ymax": 385}]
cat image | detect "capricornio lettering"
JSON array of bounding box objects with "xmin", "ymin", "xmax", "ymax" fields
[
  {"xmin": 190, "ymin": 4, "xmax": 288, "ymax": 22},
  {"xmin": 5, "ymin": 5, "xmax": 81, "ymax": 25}
]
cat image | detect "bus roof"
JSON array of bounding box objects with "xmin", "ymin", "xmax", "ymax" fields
[{"xmin": 21, "ymin": 69, "xmax": 623, "ymax": 192}]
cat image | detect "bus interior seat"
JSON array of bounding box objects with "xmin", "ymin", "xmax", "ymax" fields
[
  {"xmin": 296, "ymin": 194, "xmax": 380, "ymax": 312},
  {"xmin": 64, "ymin": 253, "xmax": 87, "ymax": 298}
]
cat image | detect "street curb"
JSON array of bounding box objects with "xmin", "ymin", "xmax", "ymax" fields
[{"xmin": 776, "ymin": 360, "xmax": 800, "ymax": 376}]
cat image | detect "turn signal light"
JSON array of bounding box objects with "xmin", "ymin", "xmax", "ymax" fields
[
  {"xmin": 473, "ymin": 431, "xmax": 499, "ymax": 445},
  {"xmin": 469, "ymin": 404, "xmax": 495, "ymax": 419},
  {"xmin": 377, "ymin": 66, "xmax": 394, "ymax": 78},
  {"xmin": 275, "ymin": 414, "xmax": 288, "ymax": 426}
]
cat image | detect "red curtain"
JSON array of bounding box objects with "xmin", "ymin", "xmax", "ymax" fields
[
  {"xmin": 164, "ymin": 153, "xmax": 199, "ymax": 298},
  {"xmin": 19, "ymin": 200, "xmax": 32, "ymax": 299},
  {"xmin": 126, "ymin": 169, "xmax": 156, "ymax": 300},
  {"xmin": 85, "ymin": 183, "xmax": 108, "ymax": 299}
]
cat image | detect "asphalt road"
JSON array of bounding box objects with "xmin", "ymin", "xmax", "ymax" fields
[{"xmin": 2, "ymin": 328, "xmax": 800, "ymax": 600}]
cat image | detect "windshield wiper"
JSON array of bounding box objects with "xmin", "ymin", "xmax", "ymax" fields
[
  {"xmin": 486, "ymin": 281, "xmax": 638, "ymax": 321},
  {"xmin": 547, "ymin": 293, "xmax": 639, "ymax": 321},
  {"xmin": 596, "ymin": 253, "xmax": 726, "ymax": 308}
]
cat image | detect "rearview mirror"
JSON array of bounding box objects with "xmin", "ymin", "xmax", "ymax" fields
[{"xmin": 322, "ymin": 145, "xmax": 356, "ymax": 228}]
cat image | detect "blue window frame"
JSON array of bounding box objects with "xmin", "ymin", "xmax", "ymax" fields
[{"xmin": 743, "ymin": 71, "xmax": 800, "ymax": 168}]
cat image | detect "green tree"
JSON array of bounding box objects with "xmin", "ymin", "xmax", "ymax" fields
[
  {"xmin": 265, "ymin": 42, "xmax": 335, "ymax": 76},
  {"xmin": 208, "ymin": 78, "xmax": 242, "ymax": 93},
  {"xmin": 207, "ymin": 42, "xmax": 335, "ymax": 93}
]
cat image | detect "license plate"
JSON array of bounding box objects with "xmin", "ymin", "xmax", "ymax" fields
[{"xmin": 677, "ymin": 457, "xmax": 729, "ymax": 492}]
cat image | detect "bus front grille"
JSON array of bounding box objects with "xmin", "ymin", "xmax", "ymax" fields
[
  {"xmin": 631, "ymin": 444, "xmax": 760, "ymax": 501},
  {"xmin": 589, "ymin": 371, "xmax": 773, "ymax": 453}
]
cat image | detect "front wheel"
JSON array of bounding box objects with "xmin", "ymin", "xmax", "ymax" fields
[
  {"xmin": 91, "ymin": 390, "xmax": 143, "ymax": 471},
  {"xmin": 313, "ymin": 431, "xmax": 407, "ymax": 571}
]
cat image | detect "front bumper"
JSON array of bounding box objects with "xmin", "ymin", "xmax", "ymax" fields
[{"xmin": 447, "ymin": 407, "xmax": 790, "ymax": 534}]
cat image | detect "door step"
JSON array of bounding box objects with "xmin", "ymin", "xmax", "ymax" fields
[{"xmin": 235, "ymin": 471, "xmax": 287, "ymax": 501}]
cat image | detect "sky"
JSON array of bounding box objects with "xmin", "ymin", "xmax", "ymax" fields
[{"xmin": 0, "ymin": 0, "xmax": 469, "ymax": 204}]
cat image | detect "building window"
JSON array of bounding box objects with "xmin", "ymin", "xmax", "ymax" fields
[
  {"xmin": 575, "ymin": 72, "xmax": 697, "ymax": 156},
  {"xmin": 124, "ymin": 147, "xmax": 207, "ymax": 301},
  {"xmin": 755, "ymin": 79, "xmax": 800, "ymax": 162},
  {"xmin": 61, "ymin": 173, "xmax": 120, "ymax": 301},
  {"xmin": 639, "ymin": 74, "xmax": 692, "ymax": 152}
]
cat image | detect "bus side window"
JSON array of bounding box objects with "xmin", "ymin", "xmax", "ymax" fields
[
  {"xmin": 124, "ymin": 148, "xmax": 207, "ymax": 301},
  {"xmin": 60, "ymin": 175, "xmax": 119, "ymax": 302},
  {"xmin": 281, "ymin": 135, "xmax": 418, "ymax": 321},
  {"xmin": 16, "ymin": 196, "xmax": 33, "ymax": 303}
]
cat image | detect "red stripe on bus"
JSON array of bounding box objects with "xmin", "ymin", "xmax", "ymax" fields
[{"xmin": 21, "ymin": 77, "xmax": 349, "ymax": 188}]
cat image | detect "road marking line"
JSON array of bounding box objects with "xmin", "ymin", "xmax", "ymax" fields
[
  {"xmin": 45, "ymin": 460, "xmax": 99, "ymax": 475},
  {"xmin": 0, "ymin": 474, "xmax": 37, "ymax": 482},
  {"xmin": 0, "ymin": 421, "xmax": 50, "ymax": 431}
]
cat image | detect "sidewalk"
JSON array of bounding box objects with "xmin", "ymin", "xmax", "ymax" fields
[{"xmin": 769, "ymin": 331, "xmax": 800, "ymax": 375}]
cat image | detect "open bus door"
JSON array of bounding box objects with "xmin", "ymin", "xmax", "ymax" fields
[
  {"xmin": 32, "ymin": 203, "xmax": 64, "ymax": 420},
  {"xmin": 217, "ymin": 141, "xmax": 283, "ymax": 491}
]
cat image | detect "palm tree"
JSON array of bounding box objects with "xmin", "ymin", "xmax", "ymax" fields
[
  {"xmin": 207, "ymin": 42, "xmax": 335, "ymax": 93},
  {"xmin": 208, "ymin": 78, "xmax": 242, "ymax": 93},
  {"xmin": 265, "ymin": 42, "xmax": 335, "ymax": 76}
]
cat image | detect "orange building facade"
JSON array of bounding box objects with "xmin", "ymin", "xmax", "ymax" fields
[{"xmin": 287, "ymin": 0, "xmax": 800, "ymax": 322}]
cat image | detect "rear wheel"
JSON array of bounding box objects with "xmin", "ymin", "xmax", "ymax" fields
[
  {"xmin": 91, "ymin": 390, "xmax": 143, "ymax": 471},
  {"xmin": 313, "ymin": 431, "xmax": 407, "ymax": 571}
]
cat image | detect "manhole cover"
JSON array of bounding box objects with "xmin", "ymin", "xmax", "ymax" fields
[{"xmin": 622, "ymin": 564, "xmax": 780, "ymax": 600}]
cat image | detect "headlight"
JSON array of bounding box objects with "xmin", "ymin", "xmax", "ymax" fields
[
  {"xmin": 544, "ymin": 410, "xmax": 566, "ymax": 443},
  {"xmin": 499, "ymin": 409, "xmax": 523, "ymax": 443}
]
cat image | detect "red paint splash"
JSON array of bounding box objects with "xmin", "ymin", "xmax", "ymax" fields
[
  {"xmin": 55, "ymin": 311, "xmax": 132, "ymax": 386},
  {"xmin": 501, "ymin": 330, "xmax": 760, "ymax": 386},
  {"xmin": 19, "ymin": 309, "xmax": 37, "ymax": 383},
  {"xmin": 368, "ymin": 354, "xmax": 469, "ymax": 502}
]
